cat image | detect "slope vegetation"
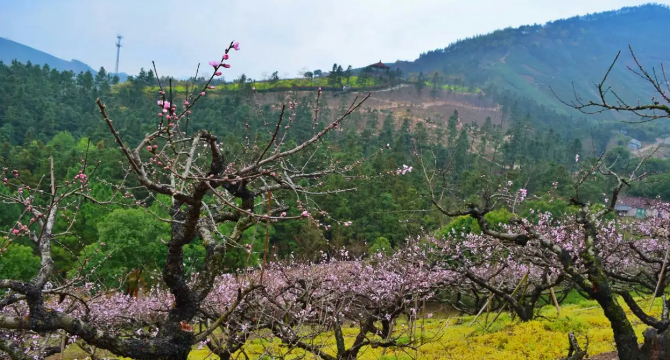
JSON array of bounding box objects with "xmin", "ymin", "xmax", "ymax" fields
[{"xmin": 396, "ymin": 4, "xmax": 670, "ymax": 120}]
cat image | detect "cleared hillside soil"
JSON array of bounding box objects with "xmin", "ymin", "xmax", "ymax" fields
[{"xmin": 251, "ymin": 86, "xmax": 503, "ymax": 136}]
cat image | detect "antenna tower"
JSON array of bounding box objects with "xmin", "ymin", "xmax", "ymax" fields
[{"xmin": 115, "ymin": 35, "xmax": 123, "ymax": 75}]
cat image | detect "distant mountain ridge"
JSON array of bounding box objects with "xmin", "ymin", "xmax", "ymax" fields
[
  {"xmin": 393, "ymin": 3, "xmax": 670, "ymax": 120},
  {"xmin": 0, "ymin": 37, "xmax": 96, "ymax": 74},
  {"xmin": 0, "ymin": 37, "xmax": 129, "ymax": 81}
]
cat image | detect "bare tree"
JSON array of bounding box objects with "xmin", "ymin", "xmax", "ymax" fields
[
  {"xmin": 553, "ymin": 45, "xmax": 670, "ymax": 123},
  {"xmin": 0, "ymin": 41, "xmax": 372, "ymax": 360},
  {"xmin": 420, "ymin": 145, "xmax": 670, "ymax": 359}
]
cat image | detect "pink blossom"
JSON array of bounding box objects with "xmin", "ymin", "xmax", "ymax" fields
[
  {"xmin": 12, "ymin": 229, "xmax": 18, "ymax": 235},
  {"xmin": 281, "ymin": 212, "xmax": 287, "ymax": 217},
  {"xmin": 209, "ymin": 61, "xmax": 220, "ymax": 68},
  {"xmin": 301, "ymin": 211, "xmax": 309, "ymax": 217},
  {"xmin": 233, "ymin": 42, "xmax": 240, "ymax": 51},
  {"xmin": 147, "ymin": 146, "xmax": 153, "ymax": 151},
  {"xmin": 158, "ymin": 113, "xmax": 163, "ymax": 117},
  {"xmin": 575, "ymin": 154, "xmax": 580, "ymax": 163},
  {"xmin": 184, "ymin": 100, "xmax": 190, "ymax": 105},
  {"xmin": 519, "ymin": 188, "xmax": 527, "ymax": 200},
  {"xmin": 209, "ymin": 86, "xmax": 216, "ymax": 90}
]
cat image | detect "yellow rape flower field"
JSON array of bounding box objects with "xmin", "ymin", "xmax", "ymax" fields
[
  {"xmin": 61, "ymin": 295, "xmax": 659, "ymax": 360},
  {"xmin": 186, "ymin": 297, "xmax": 655, "ymax": 360}
]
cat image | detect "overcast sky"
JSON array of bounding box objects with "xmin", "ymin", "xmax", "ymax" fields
[{"xmin": 1, "ymin": 0, "xmax": 666, "ymax": 80}]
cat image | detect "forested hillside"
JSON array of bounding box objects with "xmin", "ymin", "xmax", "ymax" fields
[
  {"xmin": 2, "ymin": 58, "xmax": 670, "ymax": 279},
  {"xmin": 5, "ymin": 5, "xmax": 670, "ymax": 355},
  {"xmin": 396, "ymin": 4, "xmax": 670, "ymax": 122}
]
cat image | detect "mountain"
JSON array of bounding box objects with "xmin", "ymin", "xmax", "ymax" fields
[
  {"xmin": 0, "ymin": 37, "xmax": 131, "ymax": 82},
  {"xmin": 394, "ymin": 4, "xmax": 670, "ymax": 121},
  {"xmin": 0, "ymin": 37, "xmax": 97, "ymax": 74}
]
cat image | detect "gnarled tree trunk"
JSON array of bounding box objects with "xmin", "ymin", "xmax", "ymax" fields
[{"xmin": 641, "ymin": 328, "xmax": 670, "ymax": 360}]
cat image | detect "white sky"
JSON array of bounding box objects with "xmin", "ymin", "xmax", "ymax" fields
[{"xmin": 0, "ymin": 0, "xmax": 666, "ymax": 79}]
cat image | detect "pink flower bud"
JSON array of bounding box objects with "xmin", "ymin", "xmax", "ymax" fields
[
  {"xmin": 147, "ymin": 146, "xmax": 153, "ymax": 151},
  {"xmin": 222, "ymin": 64, "xmax": 231, "ymax": 68},
  {"xmin": 209, "ymin": 86, "xmax": 216, "ymax": 90},
  {"xmin": 223, "ymin": 54, "xmax": 229, "ymax": 60},
  {"xmin": 12, "ymin": 229, "xmax": 19, "ymax": 235},
  {"xmin": 233, "ymin": 42, "xmax": 240, "ymax": 51},
  {"xmin": 201, "ymin": 92, "xmax": 206, "ymax": 96},
  {"xmin": 215, "ymin": 72, "xmax": 222, "ymax": 76},
  {"xmin": 301, "ymin": 211, "xmax": 309, "ymax": 217},
  {"xmin": 280, "ymin": 212, "xmax": 286, "ymax": 217},
  {"xmin": 158, "ymin": 113, "xmax": 163, "ymax": 117}
]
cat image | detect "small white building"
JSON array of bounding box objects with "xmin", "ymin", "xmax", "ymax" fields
[{"xmin": 629, "ymin": 139, "xmax": 642, "ymax": 150}]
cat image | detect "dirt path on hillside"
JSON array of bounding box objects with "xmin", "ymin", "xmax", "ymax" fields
[
  {"xmin": 500, "ymin": 50, "xmax": 510, "ymax": 64},
  {"xmin": 369, "ymin": 96, "xmax": 500, "ymax": 112},
  {"xmin": 631, "ymin": 138, "xmax": 665, "ymax": 157},
  {"xmin": 364, "ymin": 84, "xmax": 409, "ymax": 93}
]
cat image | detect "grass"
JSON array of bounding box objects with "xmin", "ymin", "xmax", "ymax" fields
[
  {"xmin": 111, "ymin": 76, "xmax": 379, "ymax": 96},
  {"xmin": 422, "ymin": 82, "xmax": 483, "ymax": 94},
  {"xmin": 111, "ymin": 75, "xmax": 483, "ymax": 98}
]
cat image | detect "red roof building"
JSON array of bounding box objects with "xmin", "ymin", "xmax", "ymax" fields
[{"xmin": 369, "ymin": 60, "xmax": 390, "ymax": 70}]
